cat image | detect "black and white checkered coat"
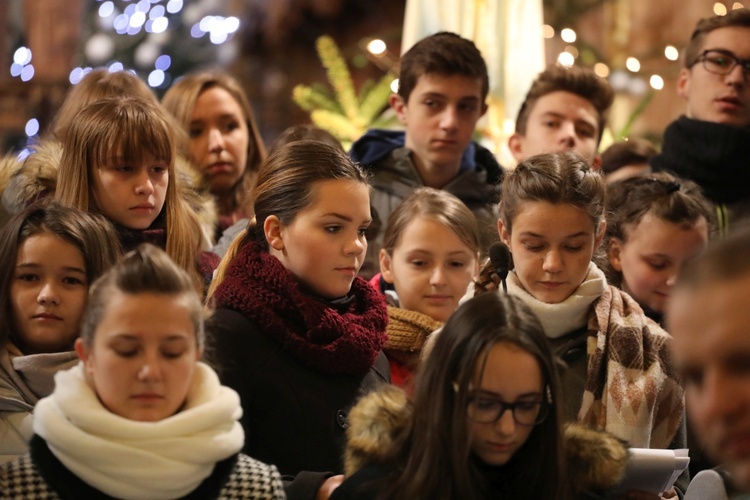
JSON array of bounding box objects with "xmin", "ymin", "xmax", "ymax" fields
[{"xmin": 0, "ymin": 452, "xmax": 286, "ymax": 499}]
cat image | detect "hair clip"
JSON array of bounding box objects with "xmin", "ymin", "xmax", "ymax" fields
[{"xmin": 664, "ymin": 181, "xmax": 681, "ymax": 194}]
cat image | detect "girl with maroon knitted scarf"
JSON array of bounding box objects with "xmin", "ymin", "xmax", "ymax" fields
[{"xmin": 207, "ymin": 140, "xmax": 389, "ymax": 500}]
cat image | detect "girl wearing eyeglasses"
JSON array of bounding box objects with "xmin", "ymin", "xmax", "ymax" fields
[
  {"xmin": 468, "ymin": 152, "xmax": 685, "ymax": 499},
  {"xmin": 332, "ymin": 292, "xmax": 576, "ymax": 499}
]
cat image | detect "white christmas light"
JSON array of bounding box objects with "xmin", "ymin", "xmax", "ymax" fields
[
  {"xmin": 13, "ymin": 47, "xmax": 31, "ymax": 66},
  {"xmin": 25, "ymin": 118, "xmax": 39, "ymax": 137},
  {"xmin": 99, "ymin": 2, "xmax": 114, "ymax": 18},
  {"xmin": 367, "ymin": 39, "xmax": 387, "ymax": 55},
  {"xmin": 148, "ymin": 69, "xmax": 165, "ymax": 87},
  {"xmin": 560, "ymin": 28, "xmax": 577, "ymax": 43},
  {"xmin": 152, "ymin": 16, "xmax": 168, "ymax": 33},
  {"xmin": 149, "ymin": 5, "xmax": 165, "ymax": 19},
  {"xmin": 20, "ymin": 65, "xmax": 35, "ymax": 82},
  {"xmin": 166, "ymin": 0, "xmax": 183, "ymax": 14},
  {"xmin": 626, "ymin": 57, "xmax": 641, "ymax": 72},
  {"xmin": 650, "ymin": 75, "xmax": 664, "ymax": 90},
  {"xmin": 557, "ymin": 52, "xmax": 575, "ymax": 67},
  {"xmin": 225, "ymin": 17, "xmax": 240, "ymax": 33}
]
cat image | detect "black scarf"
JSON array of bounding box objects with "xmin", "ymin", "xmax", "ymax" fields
[
  {"xmin": 112, "ymin": 209, "xmax": 168, "ymax": 253},
  {"xmin": 651, "ymin": 116, "xmax": 750, "ymax": 206}
]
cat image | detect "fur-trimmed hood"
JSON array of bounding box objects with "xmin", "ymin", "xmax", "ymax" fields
[
  {"xmin": 1, "ymin": 141, "xmax": 61, "ymax": 216},
  {"xmin": 344, "ymin": 385, "xmax": 629, "ymax": 498},
  {"xmin": 0, "ymin": 140, "xmax": 217, "ymax": 246}
]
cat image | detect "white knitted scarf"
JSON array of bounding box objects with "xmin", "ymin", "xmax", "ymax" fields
[
  {"xmin": 33, "ymin": 362, "xmax": 244, "ymax": 499},
  {"xmin": 506, "ymin": 263, "xmax": 607, "ymax": 338}
]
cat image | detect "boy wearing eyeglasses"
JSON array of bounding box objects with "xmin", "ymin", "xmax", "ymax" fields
[{"xmin": 651, "ymin": 8, "xmax": 750, "ymax": 230}]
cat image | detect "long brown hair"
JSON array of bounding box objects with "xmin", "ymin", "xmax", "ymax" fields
[
  {"xmin": 162, "ymin": 72, "xmax": 266, "ymax": 216},
  {"xmin": 55, "ymin": 95, "xmax": 203, "ymax": 288},
  {"xmin": 379, "ymin": 292, "xmax": 568, "ymax": 499}
]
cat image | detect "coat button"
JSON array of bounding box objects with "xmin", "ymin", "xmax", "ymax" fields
[{"xmin": 336, "ymin": 410, "xmax": 349, "ymax": 429}]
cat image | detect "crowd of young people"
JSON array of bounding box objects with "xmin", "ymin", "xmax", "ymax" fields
[{"xmin": 0, "ymin": 7, "xmax": 746, "ymax": 499}]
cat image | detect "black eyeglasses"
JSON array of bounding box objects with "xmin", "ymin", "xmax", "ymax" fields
[
  {"xmin": 465, "ymin": 394, "xmax": 548, "ymax": 426},
  {"xmin": 691, "ymin": 50, "xmax": 750, "ymax": 78}
]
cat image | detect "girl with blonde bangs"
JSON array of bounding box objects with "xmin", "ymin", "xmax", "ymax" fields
[
  {"xmin": 162, "ymin": 72, "xmax": 266, "ymax": 237},
  {"xmin": 376, "ymin": 187, "xmax": 480, "ymax": 387},
  {"xmin": 55, "ymin": 95, "xmax": 208, "ymax": 291}
]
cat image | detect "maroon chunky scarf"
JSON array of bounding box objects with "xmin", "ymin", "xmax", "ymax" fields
[{"xmin": 211, "ymin": 240, "xmax": 388, "ymax": 376}]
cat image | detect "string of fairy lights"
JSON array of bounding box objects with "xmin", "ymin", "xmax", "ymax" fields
[
  {"xmin": 7, "ymin": 0, "xmax": 748, "ymax": 149},
  {"xmin": 10, "ymin": 0, "xmax": 239, "ymax": 151}
]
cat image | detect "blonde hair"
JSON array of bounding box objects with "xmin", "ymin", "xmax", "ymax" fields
[
  {"xmin": 382, "ymin": 187, "xmax": 480, "ymax": 256},
  {"xmin": 162, "ymin": 72, "xmax": 266, "ymax": 216},
  {"xmin": 55, "ymin": 95, "xmax": 203, "ymax": 288}
]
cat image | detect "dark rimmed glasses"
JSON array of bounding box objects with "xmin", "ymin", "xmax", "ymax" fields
[
  {"xmin": 690, "ymin": 49, "xmax": 750, "ymax": 78},
  {"xmin": 465, "ymin": 393, "xmax": 548, "ymax": 426}
]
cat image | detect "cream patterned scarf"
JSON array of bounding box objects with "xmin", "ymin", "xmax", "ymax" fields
[
  {"xmin": 506, "ymin": 263, "xmax": 607, "ymax": 338},
  {"xmin": 506, "ymin": 263, "xmax": 683, "ymax": 448},
  {"xmin": 33, "ymin": 362, "xmax": 244, "ymax": 499},
  {"xmin": 578, "ymin": 285, "xmax": 684, "ymax": 448}
]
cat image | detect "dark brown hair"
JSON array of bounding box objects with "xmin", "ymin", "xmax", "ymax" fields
[
  {"xmin": 600, "ymin": 138, "xmax": 657, "ymax": 175},
  {"xmin": 397, "ymin": 32, "xmax": 489, "ymax": 103},
  {"xmin": 499, "ymin": 151, "xmax": 606, "ymax": 235},
  {"xmin": 476, "ymin": 151, "xmax": 606, "ymax": 292},
  {"xmin": 268, "ymin": 124, "xmax": 343, "ymax": 154},
  {"xmin": 515, "ymin": 66, "xmax": 614, "ymax": 144},
  {"xmin": 207, "ymin": 140, "xmax": 369, "ymax": 300},
  {"xmin": 604, "ymin": 172, "xmax": 715, "ymax": 287},
  {"xmin": 0, "ymin": 201, "xmax": 121, "ymax": 347},
  {"xmin": 378, "ymin": 292, "xmax": 568, "ymax": 499},
  {"xmin": 683, "ymin": 8, "xmax": 750, "ymax": 67}
]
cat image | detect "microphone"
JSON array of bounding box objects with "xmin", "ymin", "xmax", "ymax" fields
[{"xmin": 489, "ymin": 242, "xmax": 511, "ymax": 293}]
